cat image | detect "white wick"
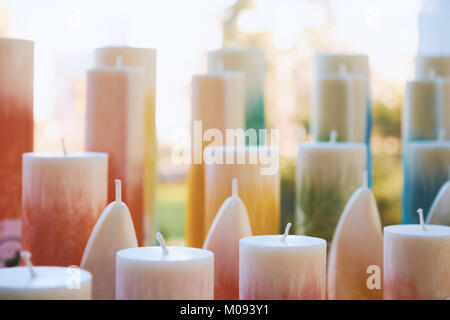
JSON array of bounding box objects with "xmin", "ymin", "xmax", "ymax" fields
[
  {"xmin": 61, "ymin": 138, "xmax": 67, "ymax": 156},
  {"xmin": 115, "ymin": 179, "xmax": 122, "ymax": 202},
  {"xmin": 330, "ymin": 130, "xmax": 338, "ymax": 143},
  {"xmin": 339, "ymin": 64, "xmax": 347, "ymax": 76},
  {"xmin": 115, "ymin": 55, "xmax": 123, "ymax": 68},
  {"xmin": 417, "ymin": 208, "xmax": 426, "ymax": 231},
  {"xmin": 21, "ymin": 251, "xmax": 36, "ymax": 278},
  {"xmin": 362, "ymin": 170, "xmax": 368, "ymax": 188},
  {"xmin": 281, "ymin": 223, "xmax": 292, "ymax": 242},
  {"xmin": 156, "ymin": 232, "xmax": 169, "ymax": 255},
  {"xmin": 232, "ymin": 178, "xmax": 238, "ymax": 198}
]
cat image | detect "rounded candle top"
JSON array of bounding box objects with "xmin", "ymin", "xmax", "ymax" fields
[
  {"xmin": 240, "ymin": 234, "xmax": 326, "ymax": 248},
  {"xmin": 384, "ymin": 224, "xmax": 450, "ymax": 237},
  {"xmin": 23, "ymin": 152, "xmax": 108, "ymax": 159},
  {"xmin": 116, "ymin": 246, "xmax": 213, "ymax": 263}
]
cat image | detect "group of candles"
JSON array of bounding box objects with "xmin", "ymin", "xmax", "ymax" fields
[{"xmin": 0, "ymin": 36, "xmax": 449, "ymax": 300}]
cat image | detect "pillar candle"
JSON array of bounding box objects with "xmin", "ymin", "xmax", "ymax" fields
[
  {"xmin": 296, "ymin": 136, "xmax": 367, "ymax": 243},
  {"xmin": 186, "ymin": 72, "xmax": 245, "ymax": 248},
  {"xmin": 95, "ymin": 46, "xmax": 156, "ymax": 246},
  {"xmin": 116, "ymin": 233, "xmax": 214, "ymax": 300},
  {"xmin": 207, "ymin": 47, "xmax": 265, "ymax": 139},
  {"xmin": 86, "ymin": 60, "xmax": 147, "ymax": 246},
  {"xmin": 203, "ymin": 146, "xmax": 280, "ymax": 237},
  {"xmin": 0, "ymin": 38, "xmax": 33, "ymax": 266},
  {"xmin": 437, "ymin": 77, "xmax": 450, "ymax": 140},
  {"xmin": 315, "ymin": 54, "xmax": 369, "ymax": 76},
  {"xmin": 415, "ymin": 55, "xmax": 450, "ymax": 78},
  {"xmin": 21, "ymin": 152, "xmax": 107, "ymax": 266},
  {"xmin": 403, "ymin": 79, "xmax": 439, "ymax": 141},
  {"xmin": 239, "ymin": 225, "xmax": 326, "ymax": 300},
  {"xmin": 402, "ymin": 140, "xmax": 450, "ymax": 223},
  {"xmin": 384, "ymin": 218, "xmax": 450, "ymax": 299},
  {"xmin": 0, "ymin": 253, "xmax": 92, "ymax": 300}
]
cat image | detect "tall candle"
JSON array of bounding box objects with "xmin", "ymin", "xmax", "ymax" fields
[
  {"xmin": 402, "ymin": 139, "xmax": 450, "ymax": 223},
  {"xmin": 415, "ymin": 55, "xmax": 450, "ymax": 78},
  {"xmin": 207, "ymin": 47, "xmax": 265, "ymax": 141},
  {"xmin": 186, "ymin": 73, "xmax": 245, "ymax": 248},
  {"xmin": 95, "ymin": 46, "xmax": 156, "ymax": 246},
  {"xmin": 86, "ymin": 60, "xmax": 146, "ymax": 246},
  {"xmin": 296, "ymin": 134, "xmax": 367, "ymax": 243},
  {"xmin": 315, "ymin": 54, "xmax": 369, "ymax": 76},
  {"xmin": 0, "ymin": 38, "xmax": 34, "ymax": 266},
  {"xmin": 239, "ymin": 224, "xmax": 326, "ymax": 300},
  {"xmin": 203, "ymin": 146, "xmax": 280, "ymax": 237},
  {"xmin": 21, "ymin": 152, "xmax": 107, "ymax": 266},
  {"xmin": 384, "ymin": 212, "xmax": 450, "ymax": 300},
  {"xmin": 437, "ymin": 77, "xmax": 450, "ymax": 140},
  {"xmin": 116, "ymin": 233, "xmax": 214, "ymax": 300}
]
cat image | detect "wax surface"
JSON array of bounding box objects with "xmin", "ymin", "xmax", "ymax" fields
[
  {"xmin": 0, "ymin": 266, "xmax": 92, "ymax": 300},
  {"xmin": 426, "ymin": 180, "xmax": 450, "ymax": 225},
  {"xmin": 384, "ymin": 224, "xmax": 450, "ymax": 300},
  {"xmin": 116, "ymin": 247, "xmax": 214, "ymax": 300},
  {"xmin": 239, "ymin": 235, "xmax": 326, "ymax": 300},
  {"xmin": 21, "ymin": 153, "xmax": 107, "ymax": 266}
]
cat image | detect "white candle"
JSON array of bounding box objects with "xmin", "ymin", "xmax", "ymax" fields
[
  {"xmin": 116, "ymin": 233, "xmax": 214, "ymax": 300},
  {"xmin": 0, "ymin": 252, "xmax": 92, "ymax": 299},
  {"xmin": 314, "ymin": 54, "xmax": 369, "ymax": 76},
  {"xmin": 239, "ymin": 226, "xmax": 326, "ymax": 300},
  {"xmin": 384, "ymin": 213, "xmax": 450, "ymax": 300},
  {"xmin": 415, "ymin": 55, "xmax": 450, "ymax": 78},
  {"xmin": 437, "ymin": 77, "xmax": 450, "ymax": 140}
]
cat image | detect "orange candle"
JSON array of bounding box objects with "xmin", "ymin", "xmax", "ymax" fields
[{"xmin": 0, "ymin": 38, "xmax": 34, "ymax": 267}]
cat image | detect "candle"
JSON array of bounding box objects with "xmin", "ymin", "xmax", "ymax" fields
[
  {"xmin": 21, "ymin": 151, "xmax": 108, "ymax": 266},
  {"xmin": 328, "ymin": 171, "xmax": 383, "ymax": 300},
  {"xmin": 203, "ymin": 178, "xmax": 252, "ymax": 300},
  {"xmin": 415, "ymin": 55, "xmax": 450, "ymax": 78},
  {"xmin": 437, "ymin": 77, "xmax": 450, "ymax": 140},
  {"xmin": 403, "ymin": 79, "xmax": 439, "ymax": 141},
  {"xmin": 384, "ymin": 210, "xmax": 450, "ymax": 300},
  {"xmin": 402, "ymin": 139, "xmax": 450, "ymax": 223},
  {"xmin": 239, "ymin": 224, "xmax": 326, "ymax": 300},
  {"xmin": 296, "ymin": 133, "xmax": 367, "ymax": 242},
  {"xmin": 81, "ymin": 179, "xmax": 137, "ymax": 300},
  {"xmin": 0, "ymin": 252, "xmax": 92, "ymax": 299},
  {"xmin": 86, "ymin": 59, "xmax": 147, "ymax": 246},
  {"xmin": 203, "ymin": 146, "xmax": 280, "ymax": 237},
  {"xmin": 0, "ymin": 38, "xmax": 33, "ymax": 266},
  {"xmin": 314, "ymin": 54, "xmax": 369, "ymax": 76},
  {"xmin": 186, "ymin": 72, "xmax": 245, "ymax": 248},
  {"xmin": 95, "ymin": 46, "xmax": 156, "ymax": 245},
  {"xmin": 426, "ymin": 169, "xmax": 450, "ymax": 225},
  {"xmin": 116, "ymin": 233, "xmax": 214, "ymax": 300},
  {"xmin": 207, "ymin": 47, "xmax": 266, "ymax": 141}
]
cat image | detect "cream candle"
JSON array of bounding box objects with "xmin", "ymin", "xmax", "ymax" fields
[
  {"xmin": 81, "ymin": 179, "xmax": 137, "ymax": 300},
  {"xmin": 437, "ymin": 77, "xmax": 450, "ymax": 139},
  {"xmin": 415, "ymin": 55, "xmax": 450, "ymax": 78},
  {"xmin": 239, "ymin": 224, "xmax": 326, "ymax": 300},
  {"xmin": 86, "ymin": 59, "xmax": 146, "ymax": 246},
  {"xmin": 203, "ymin": 146, "xmax": 280, "ymax": 237},
  {"xmin": 0, "ymin": 38, "xmax": 34, "ymax": 266},
  {"xmin": 21, "ymin": 151, "xmax": 108, "ymax": 266},
  {"xmin": 116, "ymin": 233, "xmax": 214, "ymax": 300},
  {"xmin": 426, "ymin": 168, "xmax": 450, "ymax": 225},
  {"xmin": 384, "ymin": 210, "xmax": 450, "ymax": 300},
  {"xmin": 315, "ymin": 54, "xmax": 369, "ymax": 76},
  {"xmin": 95, "ymin": 46, "xmax": 156, "ymax": 246},
  {"xmin": 186, "ymin": 72, "xmax": 245, "ymax": 248},
  {"xmin": 0, "ymin": 252, "xmax": 92, "ymax": 299}
]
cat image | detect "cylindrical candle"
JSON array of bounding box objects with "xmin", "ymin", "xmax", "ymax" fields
[
  {"xmin": 384, "ymin": 224, "xmax": 450, "ymax": 300},
  {"xmin": 437, "ymin": 77, "xmax": 450, "ymax": 140},
  {"xmin": 186, "ymin": 73, "xmax": 245, "ymax": 248},
  {"xmin": 402, "ymin": 80, "xmax": 439, "ymax": 141},
  {"xmin": 415, "ymin": 55, "xmax": 450, "ymax": 78},
  {"xmin": 296, "ymin": 140, "xmax": 367, "ymax": 243},
  {"xmin": 239, "ymin": 231, "xmax": 326, "ymax": 300},
  {"xmin": 0, "ymin": 38, "xmax": 34, "ymax": 266},
  {"xmin": 21, "ymin": 152, "xmax": 108, "ymax": 266},
  {"xmin": 314, "ymin": 54, "xmax": 369, "ymax": 76},
  {"xmin": 95, "ymin": 46, "xmax": 156, "ymax": 246},
  {"xmin": 402, "ymin": 140, "xmax": 450, "ymax": 223},
  {"xmin": 116, "ymin": 236, "xmax": 214, "ymax": 300},
  {"xmin": 86, "ymin": 63, "xmax": 146, "ymax": 246},
  {"xmin": 207, "ymin": 47, "xmax": 265, "ymax": 138},
  {"xmin": 203, "ymin": 146, "xmax": 280, "ymax": 237}
]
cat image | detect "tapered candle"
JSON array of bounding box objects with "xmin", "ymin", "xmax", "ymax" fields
[
  {"xmin": 21, "ymin": 150, "xmax": 107, "ymax": 266},
  {"xmin": 81, "ymin": 179, "xmax": 138, "ymax": 300},
  {"xmin": 239, "ymin": 224, "xmax": 326, "ymax": 300},
  {"xmin": 116, "ymin": 233, "xmax": 214, "ymax": 300},
  {"xmin": 426, "ymin": 167, "xmax": 450, "ymax": 226},
  {"xmin": 94, "ymin": 46, "xmax": 156, "ymax": 246},
  {"xmin": 0, "ymin": 38, "xmax": 34, "ymax": 266}
]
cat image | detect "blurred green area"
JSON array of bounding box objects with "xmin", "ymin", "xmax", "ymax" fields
[{"xmin": 155, "ymin": 182, "xmax": 185, "ymax": 242}]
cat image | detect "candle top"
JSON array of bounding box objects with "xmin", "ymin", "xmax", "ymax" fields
[
  {"xmin": 117, "ymin": 246, "xmax": 213, "ymax": 263},
  {"xmin": 0, "ymin": 267, "xmax": 91, "ymax": 290},
  {"xmin": 88, "ymin": 65, "xmax": 145, "ymax": 73},
  {"xmin": 406, "ymin": 140, "xmax": 450, "ymax": 148},
  {"xmin": 240, "ymin": 235, "xmax": 326, "ymax": 248},
  {"xmin": 298, "ymin": 141, "xmax": 366, "ymax": 150},
  {"xmin": 384, "ymin": 224, "xmax": 450, "ymax": 237},
  {"xmin": 23, "ymin": 152, "xmax": 108, "ymax": 159},
  {"xmin": 193, "ymin": 71, "xmax": 245, "ymax": 79}
]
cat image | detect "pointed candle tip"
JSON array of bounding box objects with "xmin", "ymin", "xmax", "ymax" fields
[
  {"xmin": 330, "ymin": 130, "xmax": 338, "ymax": 143},
  {"xmin": 115, "ymin": 179, "xmax": 122, "ymax": 202},
  {"xmin": 417, "ymin": 208, "xmax": 426, "ymax": 231},
  {"xmin": 156, "ymin": 232, "xmax": 169, "ymax": 255},
  {"xmin": 281, "ymin": 223, "xmax": 292, "ymax": 242},
  {"xmin": 21, "ymin": 251, "xmax": 36, "ymax": 278},
  {"xmin": 232, "ymin": 178, "xmax": 238, "ymax": 198}
]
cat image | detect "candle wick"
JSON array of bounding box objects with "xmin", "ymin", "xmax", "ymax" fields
[
  {"xmin": 330, "ymin": 130, "xmax": 338, "ymax": 143},
  {"xmin": 115, "ymin": 179, "xmax": 122, "ymax": 203},
  {"xmin": 232, "ymin": 178, "xmax": 238, "ymax": 198},
  {"xmin": 156, "ymin": 232, "xmax": 169, "ymax": 255},
  {"xmin": 362, "ymin": 170, "xmax": 368, "ymax": 188},
  {"xmin": 417, "ymin": 208, "xmax": 426, "ymax": 231},
  {"xmin": 21, "ymin": 251, "xmax": 36, "ymax": 278},
  {"xmin": 61, "ymin": 138, "xmax": 67, "ymax": 156},
  {"xmin": 115, "ymin": 55, "xmax": 123, "ymax": 68},
  {"xmin": 281, "ymin": 223, "xmax": 292, "ymax": 242}
]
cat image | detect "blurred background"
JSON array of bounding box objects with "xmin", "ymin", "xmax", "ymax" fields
[{"xmin": 0, "ymin": 0, "xmax": 446, "ymax": 243}]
